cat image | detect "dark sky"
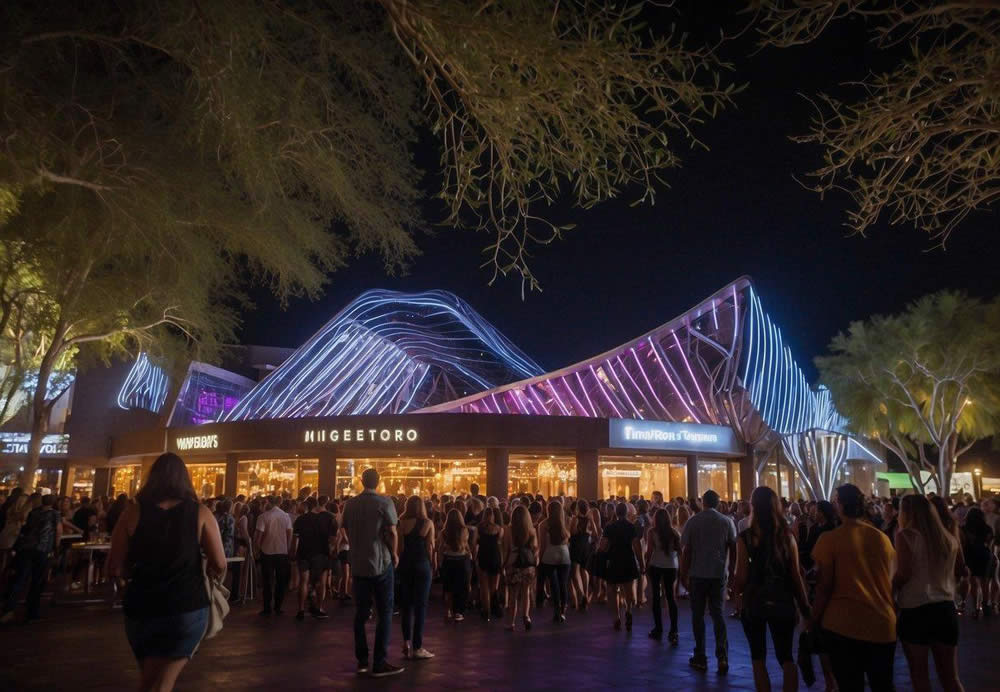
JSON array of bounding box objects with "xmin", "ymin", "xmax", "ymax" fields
[{"xmin": 241, "ymin": 4, "xmax": 998, "ymax": 381}]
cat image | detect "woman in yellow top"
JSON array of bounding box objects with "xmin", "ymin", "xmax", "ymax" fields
[{"xmin": 810, "ymin": 484, "xmax": 896, "ymax": 692}]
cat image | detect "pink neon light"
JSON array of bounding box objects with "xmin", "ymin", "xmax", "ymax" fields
[
  {"xmin": 527, "ymin": 385, "xmax": 550, "ymax": 415},
  {"xmin": 520, "ymin": 389, "xmax": 542, "ymax": 415},
  {"xmin": 648, "ymin": 337, "xmax": 701, "ymax": 423},
  {"xmin": 615, "ymin": 355, "xmax": 655, "ymax": 418},
  {"xmin": 574, "ymin": 371, "xmax": 599, "ymax": 417},
  {"xmin": 546, "ymin": 381, "xmax": 571, "ymax": 416},
  {"xmin": 629, "ymin": 348, "xmax": 673, "ymax": 419},
  {"xmin": 605, "ymin": 359, "xmax": 642, "ymax": 419},
  {"xmin": 508, "ymin": 390, "xmax": 530, "ymax": 415},
  {"xmin": 672, "ymin": 331, "xmax": 710, "ymax": 418},
  {"xmin": 589, "ymin": 365, "xmax": 623, "ymax": 418},
  {"xmin": 561, "ymin": 376, "xmax": 591, "ymax": 417},
  {"xmin": 491, "ymin": 393, "xmax": 503, "ymax": 414}
]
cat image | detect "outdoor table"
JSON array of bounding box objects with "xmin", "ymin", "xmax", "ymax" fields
[
  {"xmin": 69, "ymin": 542, "xmax": 111, "ymax": 595},
  {"xmin": 226, "ymin": 556, "xmax": 246, "ymax": 600}
]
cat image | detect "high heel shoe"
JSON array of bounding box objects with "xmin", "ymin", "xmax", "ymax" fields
[
  {"xmin": 523, "ymin": 616, "xmax": 532, "ymax": 631},
  {"xmin": 613, "ymin": 618, "xmax": 622, "ymax": 631}
]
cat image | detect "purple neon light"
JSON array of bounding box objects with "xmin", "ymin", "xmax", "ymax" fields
[
  {"xmin": 629, "ymin": 347, "xmax": 673, "ymax": 419},
  {"xmin": 672, "ymin": 331, "xmax": 710, "ymax": 419},
  {"xmin": 615, "ymin": 355, "xmax": 655, "ymax": 418},
  {"xmin": 605, "ymin": 359, "xmax": 642, "ymax": 419},
  {"xmin": 648, "ymin": 337, "xmax": 701, "ymax": 423},
  {"xmin": 588, "ymin": 365, "xmax": 623, "ymax": 418},
  {"xmin": 561, "ymin": 376, "xmax": 591, "ymax": 417},
  {"xmin": 574, "ymin": 371, "xmax": 599, "ymax": 417},
  {"xmin": 509, "ymin": 389, "xmax": 530, "ymax": 415},
  {"xmin": 527, "ymin": 385, "xmax": 550, "ymax": 415},
  {"xmin": 545, "ymin": 381, "xmax": 571, "ymax": 416}
]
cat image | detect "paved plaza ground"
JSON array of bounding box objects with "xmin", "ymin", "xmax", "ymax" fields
[{"xmin": 1, "ymin": 593, "xmax": 997, "ymax": 690}]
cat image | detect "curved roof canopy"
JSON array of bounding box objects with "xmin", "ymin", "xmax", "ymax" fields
[{"xmin": 224, "ymin": 290, "xmax": 544, "ymax": 420}]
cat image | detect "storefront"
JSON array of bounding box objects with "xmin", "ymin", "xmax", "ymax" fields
[
  {"xmin": 335, "ymin": 455, "xmax": 486, "ymax": 498},
  {"xmin": 237, "ymin": 458, "xmax": 318, "ymax": 498},
  {"xmin": 111, "ymin": 465, "xmax": 143, "ymax": 498}
]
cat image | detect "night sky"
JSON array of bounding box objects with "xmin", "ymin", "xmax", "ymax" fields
[{"xmin": 241, "ymin": 4, "xmax": 998, "ymax": 382}]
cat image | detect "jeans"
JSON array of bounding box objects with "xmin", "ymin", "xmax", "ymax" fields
[
  {"xmin": 542, "ymin": 563, "xmax": 571, "ymax": 613},
  {"xmin": 259, "ymin": 553, "xmax": 290, "ymax": 612},
  {"xmin": 3, "ymin": 549, "xmax": 48, "ymax": 618},
  {"xmin": 649, "ymin": 566, "xmax": 678, "ymax": 634},
  {"xmin": 354, "ymin": 563, "xmax": 394, "ymax": 666},
  {"xmin": 689, "ymin": 576, "xmax": 728, "ymax": 659},
  {"xmin": 398, "ymin": 561, "xmax": 431, "ymax": 649},
  {"xmin": 823, "ymin": 629, "xmax": 896, "ymax": 692}
]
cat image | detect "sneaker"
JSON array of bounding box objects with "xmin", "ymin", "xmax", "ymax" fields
[
  {"xmin": 295, "ymin": 610, "xmax": 305, "ymax": 621},
  {"xmin": 356, "ymin": 662, "xmax": 369, "ymax": 675},
  {"xmin": 718, "ymin": 657, "xmax": 729, "ymax": 675},
  {"xmin": 412, "ymin": 648, "xmax": 435, "ymax": 660},
  {"xmin": 312, "ymin": 609, "xmax": 329, "ymax": 620},
  {"xmin": 370, "ymin": 662, "xmax": 404, "ymax": 678},
  {"xmin": 689, "ymin": 656, "xmax": 708, "ymax": 672}
]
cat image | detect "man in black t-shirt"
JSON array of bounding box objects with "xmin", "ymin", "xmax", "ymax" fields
[
  {"xmin": 71, "ymin": 497, "xmax": 98, "ymax": 540},
  {"xmin": 293, "ymin": 496, "xmax": 336, "ymax": 620}
]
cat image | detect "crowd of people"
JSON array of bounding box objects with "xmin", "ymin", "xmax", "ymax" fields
[{"xmin": 1, "ymin": 453, "xmax": 997, "ymax": 691}]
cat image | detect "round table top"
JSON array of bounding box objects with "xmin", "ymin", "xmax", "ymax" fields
[
  {"xmin": 226, "ymin": 556, "xmax": 245, "ymax": 563},
  {"xmin": 70, "ymin": 542, "xmax": 111, "ymax": 551}
]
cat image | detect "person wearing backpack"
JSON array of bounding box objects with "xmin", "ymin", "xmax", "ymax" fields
[
  {"xmin": 1, "ymin": 493, "xmax": 61, "ymax": 624},
  {"xmin": 733, "ymin": 486, "xmax": 811, "ymax": 692}
]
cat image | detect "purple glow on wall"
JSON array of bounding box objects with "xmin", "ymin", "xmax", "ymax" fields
[
  {"xmin": 605, "ymin": 359, "xmax": 642, "ymax": 419},
  {"xmin": 629, "ymin": 347, "xmax": 673, "ymax": 420},
  {"xmin": 648, "ymin": 337, "xmax": 701, "ymax": 423},
  {"xmin": 589, "ymin": 365, "xmax": 623, "ymax": 418},
  {"xmin": 574, "ymin": 371, "xmax": 599, "ymax": 417},
  {"xmin": 561, "ymin": 376, "xmax": 590, "ymax": 417},
  {"xmin": 671, "ymin": 331, "xmax": 711, "ymax": 420}
]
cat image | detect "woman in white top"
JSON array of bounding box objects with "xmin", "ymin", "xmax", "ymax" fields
[
  {"xmin": 893, "ymin": 494, "xmax": 964, "ymax": 692},
  {"xmin": 644, "ymin": 508, "xmax": 680, "ymax": 644}
]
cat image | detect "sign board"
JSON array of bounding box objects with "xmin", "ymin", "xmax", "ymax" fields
[
  {"xmin": 303, "ymin": 427, "xmax": 418, "ymax": 445},
  {"xmin": 0, "ymin": 432, "xmax": 69, "ymax": 456},
  {"xmin": 608, "ymin": 419, "xmax": 741, "ymax": 455}
]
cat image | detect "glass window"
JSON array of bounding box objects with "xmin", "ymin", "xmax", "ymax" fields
[
  {"xmin": 237, "ymin": 459, "xmax": 298, "ymax": 498},
  {"xmin": 336, "ymin": 456, "xmax": 485, "ymax": 498},
  {"xmin": 697, "ymin": 460, "xmax": 730, "ymax": 501},
  {"xmin": 111, "ymin": 465, "xmax": 142, "ymax": 498},
  {"xmin": 67, "ymin": 467, "xmax": 95, "ymax": 501},
  {"xmin": 187, "ymin": 463, "xmax": 226, "ymax": 499},
  {"xmin": 509, "ymin": 455, "xmax": 576, "ymax": 497},
  {"xmin": 599, "ymin": 456, "xmax": 686, "ymax": 500}
]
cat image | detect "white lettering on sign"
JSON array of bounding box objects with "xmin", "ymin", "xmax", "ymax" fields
[
  {"xmin": 622, "ymin": 425, "xmax": 719, "ymax": 444},
  {"xmin": 176, "ymin": 434, "xmax": 219, "ymax": 451},
  {"xmin": 602, "ymin": 469, "xmax": 642, "ymax": 478},
  {"xmin": 0, "ymin": 433, "xmax": 69, "ymax": 456},
  {"xmin": 303, "ymin": 428, "xmax": 419, "ymax": 445}
]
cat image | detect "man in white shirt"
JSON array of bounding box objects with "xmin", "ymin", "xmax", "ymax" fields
[{"xmin": 255, "ymin": 495, "xmax": 293, "ymax": 616}]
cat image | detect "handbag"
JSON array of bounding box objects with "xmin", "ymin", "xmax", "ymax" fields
[{"xmin": 202, "ymin": 558, "xmax": 230, "ymax": 641}]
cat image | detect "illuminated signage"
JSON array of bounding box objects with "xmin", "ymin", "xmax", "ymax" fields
[
  {"xmin": 0, "ymin": 433, "xmax": 69, "ymax": 456},
  {"xmin": 608, "ymin": 419, "xmax": 740, "ymax": 455},
  {"xmin": 304, "ymin": 428, "xmax": 419, "ymax": 444},
  {"xmin": 602, "ymin": 469, "xmax": 642, "ymax": 478},
  {"xmin": 176, "ymin": 434, "xmax": 219, "ymax": 451}
]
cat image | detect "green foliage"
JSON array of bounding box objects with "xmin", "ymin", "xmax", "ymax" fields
[{"xmin": 817, "ymin": 291, "xmax": 1000, "ymax": 492}]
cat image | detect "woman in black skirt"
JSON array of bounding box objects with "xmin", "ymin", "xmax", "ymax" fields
[
  {"xmin": 569, "ymin": 501, "xmax": 596, "ymax": 610},
  {"xmin": 598, "ymin": 502, "xmax": 644, "ymax": 631},
  {"xmin": 476, "ymin": 507, "xmax": 504, "ymax": 620}
]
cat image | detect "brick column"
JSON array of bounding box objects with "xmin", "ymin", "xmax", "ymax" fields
[
  {"xmin": 739, "ymin": 445, "xmax": 756, "ymax": 500},
  {"xmin": 318, "ymin": 451, "xmax": 337, "ymax": 498},
  {"xmin": 224, "ymin": 453, "xmax": 239, "ymax": 497},
  {"xmin": 93, "ymin": 467, "xmax": 112, "ymax": 498},
  {"xmin": 486, "ymin": 448, "xmax": 509, "ymax": 499},
  {"xmin": 686, "ymin": 455, "xmax": 698, "ymax": 500},
  {"xmin": 576, "ymin": 449, "xmax": 599, "ymax": 501}
]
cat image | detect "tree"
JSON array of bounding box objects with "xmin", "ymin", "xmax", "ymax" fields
[
  {"xmin": 816, "ymin": 291, "xmax": 1000, "ymax": 495},
  {"xmin": 752, "ymin": 1, "xmax": 1000, "ymax": 243},
  {"xmin": 2, "ymin": 1, "xmax": 735, "ymax": 488}
]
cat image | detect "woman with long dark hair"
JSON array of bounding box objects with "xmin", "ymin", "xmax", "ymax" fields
[
  {"xmin": 569, "ymin": 501, "xmax": 596, "ymax": 610},
  {"xmin": 438, "ymin": 508, "xmax": 471, "ymax": 622},
  {"xmin": 893, "ymin": 494, "xmax": 964, "ymax": 692},
  {"xmin": 503, "ymin": 504, "xmax": 538, "ymax": 631},
  {"xmin": 107, "ymin": 453, "xmax": 226, "ymax": 692},
  {"xmin": 599, "ymin": 502, "xmax": 644, "ymax": 632},
  {"xmin": 960, "ymin": 507, "xmax": 994, "ymax": 619},
  {"xmin": 397, "ymin": 495, "xmax": 435, "ymax": 660},
  {"xmin": 539, "ymin": 500, "xmax": 572, "ymax": 622},
  {"xmin": 644, "ymin": 508, "xmax": 680, "ymax": 644},
  {"xmin": 476, "ymin": 506, "xmax": 503, "ymax": 621},
  {"xmin": 733, "ymin": 487, "xmax": 810, "ymax": 692}
]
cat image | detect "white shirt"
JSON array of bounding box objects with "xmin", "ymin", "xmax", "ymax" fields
[{"xmin": 256, "ymin": 506, "xmax": 292, "ymax": 555}]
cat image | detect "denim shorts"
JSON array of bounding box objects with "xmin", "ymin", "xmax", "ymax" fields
[{"xmin": 125, "ymin": 607, "xmax": 209, "ymax": 660}]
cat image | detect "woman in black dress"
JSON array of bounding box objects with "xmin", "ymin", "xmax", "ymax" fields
[
  {"xmin": 598, "ymin": 502, "xmax": 644, "ymax": 631},
  {"xmin": 108, "ymin": 453, "xmax": 227, "ymax": 692},
  {"xmin": 569, "ymin": 501, "xmax": 596, "ymax": 610},
  {"xmin": 476, "ymin": 506, "xmax": 504, "ymax": 620},
  {"xmin": 962, "ymin": 507, "xmax": 994, "ymax": 618}
]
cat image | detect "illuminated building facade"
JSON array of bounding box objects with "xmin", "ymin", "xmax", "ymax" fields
[{"xmin": 3, "ymin": 278, "xmax": 883, "ymax": 500}]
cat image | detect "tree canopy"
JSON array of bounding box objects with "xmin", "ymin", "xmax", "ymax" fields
[
  {"xmin": 816, "ymin": 291, "xmax": 1000, "ymax": 494},
  {"xmin": 1, "ymin": 0, "xmax": 735, "ymax": 487},
  {"xmin": 753, "ymin": 0, "xmax": 1000, "ymax": 244}
]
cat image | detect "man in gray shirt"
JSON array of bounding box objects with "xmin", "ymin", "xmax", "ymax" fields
[
  {"xmin": 680, "ymin": 489, "xmax": 737, "ymax": 674},
  {"xmin": 341, "ymin": 469, "xmax": 402, "ymax": 677}
]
